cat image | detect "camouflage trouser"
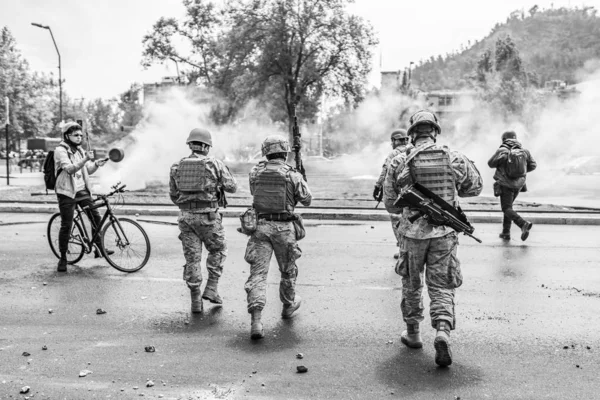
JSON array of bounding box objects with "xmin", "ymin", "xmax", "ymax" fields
[
  {"xmin": 244, "ymin": 220, "xmax": 302, "ymax": 312},
  {"xmin": 177, "ymin": 212, "xmax": 227, "ymax": 289},
  {"xmin": 396, "ymin": 232, "xmax": 462, "ymax": 330},
  {"xmin": 390, "ymin": 213, "xmax": 407, "ymax": 248}
]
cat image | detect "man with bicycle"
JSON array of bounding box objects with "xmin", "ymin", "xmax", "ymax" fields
[
  {"xmin": 54, "ymin": 121, "xmax": 108, "ymax": 272},
  {"xmin": 169, "ymin": 128, "xmax": 238, "ymax": 313}
]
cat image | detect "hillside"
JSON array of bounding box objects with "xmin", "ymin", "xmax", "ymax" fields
[{"xmin": 411, "ymin": 6, "xmax": 600, "ymax": 91}]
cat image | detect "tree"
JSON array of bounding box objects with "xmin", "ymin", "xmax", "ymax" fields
[
  {"xmin": 0, "ymin": 27, "xmax": 57, "ymax": 145},
  {"xmin": 141, "ymin": 0, "xmax": 378, "ymax": 144}
]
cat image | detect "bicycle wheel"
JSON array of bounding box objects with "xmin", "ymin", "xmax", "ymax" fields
[
  {"xmin": 47, "ymin": 212, "xmax": 85, "ymax": 265},
  {"xmin": 101, "ymin": 217, "xmax": 151, "ymax": 273}
]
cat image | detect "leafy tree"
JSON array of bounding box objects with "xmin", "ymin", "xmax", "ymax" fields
[
  {"xmin": 0, "ymin": 27, "xmax": 57, "ymax": 146},
  {"xmin": 141, "ymin": 0, "xmax": 378, "ymax": 144}
]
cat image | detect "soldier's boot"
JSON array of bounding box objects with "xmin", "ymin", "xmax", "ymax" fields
[
  {"xmin": 190, "ymin": 288, "xmax": 203, "ymax": 314},
  {"xmin": 202, "ymin": 279, "xmax": 223, "ymax": 304},
  {"xmin": 250, "ymin": 309, "xmax": 264, "ymax": 340},
  {"xmin": 499, "ymin": 230, "xmax": 511, "ymax": 240},
  {"xmin": 433, "ymin": 320, "xmax": 453, "ymax": 367},
  {"xmin": 400, "ymin": 323, "xmax": 423, "ymax": 349},
  {"xmin": 281, "ymin": 295, "xmax": 302, "ymax": 319},
  {"xmin": 521, "ymin": 221, "xmax": 533, "ymax": 241},
  {"xmin": 57, "ymin": 252, "xmax": 67, "ymax": 272}
]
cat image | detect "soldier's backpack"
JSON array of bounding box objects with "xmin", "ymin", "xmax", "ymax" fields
[{"xmin": 505, "ymin": 148, "xmax": 528, "ymax": 179}]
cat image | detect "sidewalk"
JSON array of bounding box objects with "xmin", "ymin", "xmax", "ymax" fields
[{"xmin": 1, "ymin": 202, "xmax": 599, "ymax": 225}]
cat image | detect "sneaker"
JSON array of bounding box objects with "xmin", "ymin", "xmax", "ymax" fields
[
  {"xmin": 281, "ymin": 296, "xmax": 302, "ymax": 319},
  {"xmin": 521, "ymin": 222, "xmax": 533, "ymax": 241},
  {"xmin": 57, "ymin": 258, "xmax": 67, "ymax": 272},
  {"xmin": 499, "ymin": 232, "xmax": 511, "ymax": 240}
]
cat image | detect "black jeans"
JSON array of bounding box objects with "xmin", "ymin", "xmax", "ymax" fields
[
  {"xmin": 57, "ymin": 190, "xmax": 102, "ymax": 254},
  {"xmin": 499, "ymin": 186, "xmax": 525, "ymax": 232}
]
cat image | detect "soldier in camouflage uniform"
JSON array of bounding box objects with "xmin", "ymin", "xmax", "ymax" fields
[
  {"xmin": 384, "ymin": 110, "xmax": 482, "ymax": 367},
  {"xmin": 374, "ymin": 129, "xmax": 414, "ymax": 259},
  {"xmin": 169, "ymin": 128, "xmax": 238, "ymax": 313},
  {"xmin": 244, "ymin": 135, "xmax": 312, "ymax": 340}
]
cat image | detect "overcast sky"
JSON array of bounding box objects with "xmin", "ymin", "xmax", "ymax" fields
[{"xmin": 0, "ymin": 0, "xmax": 592, "ymax": 100}]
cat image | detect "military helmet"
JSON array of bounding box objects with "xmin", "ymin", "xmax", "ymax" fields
[
  {"xmin": 261, "ymin": 135, "xmax": 290, "ymax": 156},
  {"xmin": 186, "ymin": 128, "xmax": 212, "ymax": 146},
  {"xmin": 390, "ymin": 128, "xmax": 408, "ymax": 140},
  {"xmin": 61, "ymin": 121, "xmax": 82, "ymax": 136},
  {"xmin": 407, "ymin": 110, "xmax": 441, "ymax": 137}
]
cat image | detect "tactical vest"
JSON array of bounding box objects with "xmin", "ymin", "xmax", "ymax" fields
[
  {"xmin": 401, "ymin": 145, "xmax": 457, "ymax": 205},
  {"xmin": 252, "ymin": 162, "xmax": 295, "ymax": 214},
  {"xmin": 176, "ymin": 157, "xmax": 218, "ymax": 200}
]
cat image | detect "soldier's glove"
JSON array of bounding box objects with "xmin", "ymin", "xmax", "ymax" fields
[{"xmin": 373, "ymin": 185, "xmax": 383, "ymax": 202}]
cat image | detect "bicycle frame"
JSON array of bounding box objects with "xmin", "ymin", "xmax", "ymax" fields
[{"xmin": 74, "ymin": 189, "xmax": 130, "ymax": 254}]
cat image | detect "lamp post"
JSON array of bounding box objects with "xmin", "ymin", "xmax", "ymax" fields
[
  {"xmin": 31, "ymin": 22, "xmax": 62, "ymax": 122},
  {"xmin": 408, "ymin": 61, "xmax": 414, "ymax": 87}
]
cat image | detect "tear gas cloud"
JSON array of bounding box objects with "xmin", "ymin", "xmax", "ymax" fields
[
  {"xmin": 447, "ymin": 65, "xmax": 600, "ymax": 208},
  {"xmin": 97, "ymin": 87, "xmax": 283, "ymax": 191},
  {"xmin": 98, "ymin": 69, "xmax": 600, "ymax": 208}
]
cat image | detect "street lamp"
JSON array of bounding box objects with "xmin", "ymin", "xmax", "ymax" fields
[
  {"xmin": 408, "ymin": 61, "xmax": 414, "ymax": 87},
  {"xmin": 31, "ymin": 22, "xmax": 62, "ymax": 122}
]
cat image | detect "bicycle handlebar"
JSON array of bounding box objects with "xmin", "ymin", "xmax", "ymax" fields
[{"xmin": 95, "ymin": 183, "xmax": 127, "ymax": 201}]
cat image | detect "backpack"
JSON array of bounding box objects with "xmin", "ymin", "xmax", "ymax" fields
[
  {"xmin": 505, "ymin": 148, "xmax": 528, "ymax": 179},
  {"xmin": 43, "ymin": 144, "xmax": 69, "ymax": 192}
]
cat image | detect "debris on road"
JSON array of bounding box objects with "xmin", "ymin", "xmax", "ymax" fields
[
  {"xmin": 22, "ymin": 352, "xmax": 30, "ymax": 357},
  {"xmin": 79, "ymin": 369, "xmax": 92, "ymax": 377},
  {"xmin": 96, "ymin": 308, "xmax": 107, "ymax": 315},
  {"xmin": 297, "ymin": 366, "xmax": 308, "ymax": 373},
  {"xmin": 43, "ymin": 282, "xmax": 47, "ymax": 286},
  {"xmin": 146, "ymin": 380, "xmax": 154, "ymax": 387},
  {"xmin": 48, "ymin": 309, "xmax": 53, "ymax": 314},
  {"xmin": 20, "ymin": 386, "xmax": 30, "ymax": 394},
  {"xmin": 296, "ymin": 353, "xmax": 304, "ymax": 359},
  {"xmin": 145, "ymin": 346, "xmax": 156, "ymax": 353},
  {"xmin": 42, "ymin": 345, "xmax": 47, "ymax": 350}
]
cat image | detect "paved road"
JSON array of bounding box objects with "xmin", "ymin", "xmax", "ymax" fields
[{"xmin": 0, "ymin": 214, "xmax": 599, "ymax": 399}]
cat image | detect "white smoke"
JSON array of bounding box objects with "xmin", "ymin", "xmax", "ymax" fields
[{"xmin": 96, "ymin": 87, "xmax": 282, "ymax": 191}]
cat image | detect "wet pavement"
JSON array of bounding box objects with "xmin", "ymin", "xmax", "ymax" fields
[{"xmin": 0, "ymin": 214, "xmax": 599, "ymax": 399}]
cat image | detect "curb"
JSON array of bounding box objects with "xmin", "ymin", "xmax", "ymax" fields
[{"xmin": 1, "ymin": 203, "xmax": 600, "ymax": 225}]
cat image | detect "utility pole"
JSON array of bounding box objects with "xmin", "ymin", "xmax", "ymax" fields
[
  {"xmin": 5, "ymin": 97, "xmax": 9, "ymax": 186},
  {"xmin": 32, "ymin": 23, "xmax": 62, "ymax": 122}
]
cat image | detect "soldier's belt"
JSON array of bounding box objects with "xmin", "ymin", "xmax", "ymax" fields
[
  {"xmin": 258, "ymin": 213, "xmax": 296, "ymax": 222},
  {"xmin": 179, "ymin": 200, "xmax": 218, "ymax": 210}
]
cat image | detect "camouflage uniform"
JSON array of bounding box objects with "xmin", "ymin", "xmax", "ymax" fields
[
  {"xmin": 379, "ymin": 143, "xmax": 413, "ymax": 249},
  {"xmin": 169, "ymin": 153, "xmax": 238, "ymax": 290},
  {"xmin": 244, "ymin": 159, "xmax": 312, "ymax": 312},
  {"xmin": 390, "ymin": 137, "xmax": 482, "ymax": 330}
]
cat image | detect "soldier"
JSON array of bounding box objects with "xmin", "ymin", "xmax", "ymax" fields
[
  {"xmin": 243, "ymin": 135, "xmax": 312, "ymax": 340},
  {"xmin": 169, "ymin": 128, "xmax": 238, "ymax": 313},
  {"xmin": 487, "ymin": 131, "xmax": 537, "ymax": 241},
  {"xmin": 374, "ymin": 129, "xmax": 414, "ymax": 259},
  {"xmin": 385, "ymin": 110, "xmax": 482, "ymax": 367}
]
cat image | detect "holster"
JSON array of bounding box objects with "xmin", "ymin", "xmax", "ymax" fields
[{"xmin": 292, "ymin": 214, "xmax": 306, "ymax": 241}]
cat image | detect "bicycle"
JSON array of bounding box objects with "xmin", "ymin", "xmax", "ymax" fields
[{"xmin": 47, "ymin": 183, "xmax": 151, "ymax": 273}]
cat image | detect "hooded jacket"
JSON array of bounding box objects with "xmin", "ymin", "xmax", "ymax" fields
[
  {"xmin": 53, "ymin": 141, "xmax": 99, "ymax": 198},
  {"xmin": 487, "ymin": 139, "xmax": 536, "ymax": 190}
]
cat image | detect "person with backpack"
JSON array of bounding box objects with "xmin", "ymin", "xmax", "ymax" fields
[
  {"xmin": 384, "ymin": 110, "xmax": 483, "ymax": 367},
  {"xmin": 53, "ymin": 121, "xmax": 108, "ymax": 272},
  {"xmin": 488, "ymin": 131, "xmax": 537, "ymax": 241},
  {"xmin": 373, "ymin": 128, "xmax": 414, "ymax": 259}
]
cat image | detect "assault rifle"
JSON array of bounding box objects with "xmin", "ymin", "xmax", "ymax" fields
[
  {"xmin": 292, "ymin": 110, "xmax": 307, "ymax": 182},
  {"xmin": 394, "ymin": 182, "xmax": 482, "ymax": 243}
]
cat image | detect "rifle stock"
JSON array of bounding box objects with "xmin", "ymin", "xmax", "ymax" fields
[{"xmin": 394, "ymin": 182, "xmax": 482, "ymax": 243}]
